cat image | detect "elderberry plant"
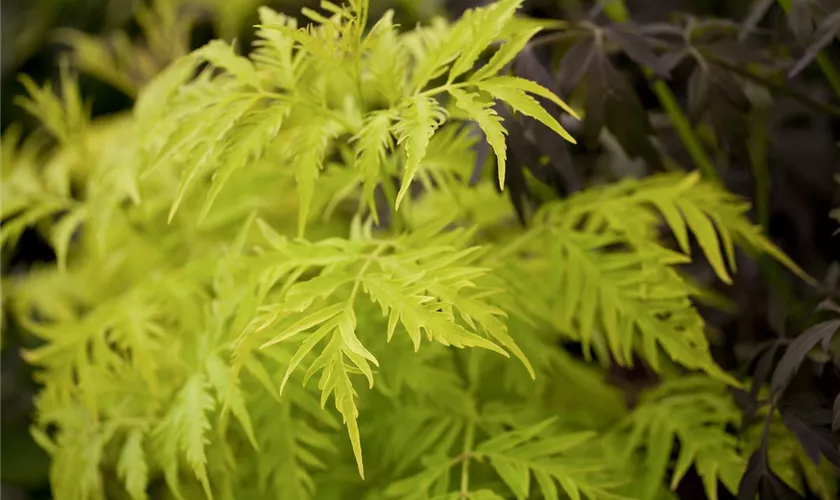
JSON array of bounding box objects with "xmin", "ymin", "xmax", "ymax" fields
[{"xmin": 1, "ymin": 1, "xmax": 834, "ymax": 499}]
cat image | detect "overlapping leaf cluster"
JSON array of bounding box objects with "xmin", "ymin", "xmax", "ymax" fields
[{"xmin": 0, "ymin": 1, "xmax": 831, "ymax": 499}]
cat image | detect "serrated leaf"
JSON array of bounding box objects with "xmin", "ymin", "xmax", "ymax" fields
[
  {"xmin": 154, "ymin": 374, "xmax": 216, "ymax": 500},
  {"xmin": 205, "ymin": 354, "xmax": 257, "ymax": 449},
  {"xmin": 625, "ymin": 377, "xmax": 744, "ymax": 500},
  {"xmin": 678, "ymin": 201, "xmax": 733, "ymax": 284},
  {"xmin": 479, "ymin": 79, "xmax": 576, "ymax": 144},
  {"xmin": 481, "ymin": 75, "xmax": 580, "ymax": 120},
  {"xmin": 448, "ymin": 0, "xmax": 525, "ymax": 82},
  {"xmin": 292, "ymin": 121, "xmax": 336, "ymax": 237},
  {"xmin": 279, "ymin": 317, "xmax": 336, "ymax": 394},
  {"xmin": 489, "ymin": 456, "xmax": 530, "ymax": 499},
  {"xmin": 393, "ymin": 95, "xmax": 447, "ymax": 208},
  {"xmin": 354, "ymin": 110, "xmax": 396, "ymax": 223},
  {"xmin": 477, "ymin": 419, "xmax": 619, "ymax": 500},
  {"xmin": 471, "ymin": 27, "xmax": 543, "ymax": 81},
  {"xmin": 449, "ymin": 89, "xmax": 508, "ymax": 188},
  {"xmin": 199, "ymin": 103, "xmax": 289, "ymax": 222},
  {"xmin": 196, "ymin": 40, "xmax": 260, "ymax": 87},
  {"xmin": 118, "ymin": 429, "xmax": 149, "ymax": 500},
  {"xmin": 167, "ymin": 95, "xmax": 259, "ymax": 222},
  {"xmin": 260, "ymin": 302, "xmax": 346, "ymax": 348}
]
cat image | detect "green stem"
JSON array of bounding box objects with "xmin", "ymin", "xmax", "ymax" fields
[
  {"xmin": 459, "ymin": 421, "xmax": 476, "ymax": 497},
  {"xmin": 815, "ymin": 55, "xmax": 840, "ymax": 100},
  {"xmin": 417, "ymin": 81, "xmax": 473, "ymax": 98},
  {"xmin": 350, "ymin": 242, "xmax": 389, "ymax": 303},
  {"xmin": 604, "ymin": 4, "xmax": 720, "ymax": 182},
  {"xmin": 650, "ymin": 79, "xmax": 720, "ymax": 181}
]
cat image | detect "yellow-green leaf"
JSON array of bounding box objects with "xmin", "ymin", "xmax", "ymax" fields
[
  {"xmin": 449, "ymin": 88, "xmax": 508, "ymax": 188},
  {"xmin": 479, "ymin": 80, "xmax": 575, "ymax": 144}
]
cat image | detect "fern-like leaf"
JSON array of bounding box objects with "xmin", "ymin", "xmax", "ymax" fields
[
  {"xmin": 195, "ymin": 40, "xmax": 260, "ymax": 88},
  {"xmin": 619, "ymin": 376, "xmax": 745, "ymax": 500},
  {"xmin": 470, "ymin": 27, "xmax": 543, "ymax": 81},
  {"xmin": 505, "ymin": 172, "xmax": 807, "ymax": 380},
  {"xmin": 478, "ymin": 79, "xmax": 575, "ymax": 144},
  {"xmin": 477, "ymin": 75, "xmax": 580, "ymax": 121},
  {"xmin": 393, "ymin": 96, "xmax": 448, "ymax": 208},
  {"xmin": 478, "ymin": 419, "xmax": 628, "ymax": 500},
  {"xmin": 538, "ymin": 172, "xmax": 811, "ymax": 285},
  {"xmin": 233, "ymin": 218, "xmax": 532, "ymax": 478},
  {"xmin": 353, "ymin": 110, "xmax": 397, "ymax": 223},
  {"xmin": 118, "ymin": 429, "xmax": 150, "ymax": 500},
  {"xmin": 449, "ymin": 89, "xmax": 508, "ymax": 188},
  {"xmin": 364, "ymin": 10, "xmax": 409, "ymax": 104},
  {"xmin": 154, "ymin": 374, "xmax": 216, "ymax": 499},
  {"xmin": 507, "ymin": 222, "xmax": 732, "ymax": 381},
  {"xmin": 447, "ymin": 0, "xmax": 525, "ymax": 82},
  {"xmin": 206, "ymin": 354, "xmax": 258, "ymax": 449}
]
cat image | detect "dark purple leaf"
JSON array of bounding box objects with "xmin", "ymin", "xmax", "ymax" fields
[
  {"xmin": 703, "ymin": 41, "xmax": 771, "ymax": 64},
  {"xmin": 512, "ymin": 49, "xmax": 581, "ymax": 192},
  {"xmin": 515, "ymin": 46, "xmax": 558, "ymax": 95},
  {"xmin": 712, "ymin": 68, "xmax": 751, "ymax": 112},
  {"xmin": 658, "ymin": 49, "xmax": 688, "ymax": 74},
  {"xmin": 769, "ymin": 319, "xmax": 840, "ymax": 399},
  {"xmin": 557, "ymin": 37, "xmax": 596, "ymax": 97},
  {"xmin": 748, "ymin": 344, "xmax": 782, "ymax": 417},
  {"xmin": 732, "ymin": 387, "xmax": 755, "ymax": 412},
  {"xmin": 709, "ymin": 91, "xmax": 750, "ymax": 152},
  {"xmin": 688, "ymin": 64, "xmax": 709, "ymax": 125},
  {"xmin": 788, "ymin": 9, "xmax": 840, "ymax": 78},
  {"xmin": 738, "ymin": 443, "xmax": 805, "ymax": 500},
  {"xmin": 604, "ymin": 24, "xmax": 671, "ymax": 77},
  {"xmin": 738, "ymin": 446, "xmax": 769, "ymax": 500},
  {"xmin": 583, "ymin": 52, "xmax": 608, "ymax": 148},
  {"xmin": 764, "ymin": 474, "xmax": 806, "ymax": 499},
  {"xmin": 817, "ymin": 299, "xmax": 840, "ymax": 314},
  {"xmin": 780, "ymin": 406, "xmax": 840, "ymax": 467},
  {"xmin": 501, "ymin": 111, "xmax": 536, "ymax": 223},
  {"xmin": 789, "ymin": 0, "xmax": 817, "ymax": 42},
  {"xmin": 740, "ymin": 0, "xmax": 776, "ymax": 41},
  {"xmin": 605, "ymin": 86, "xmax": 662, "ymax": 169},
  {"xmin": 528, "ymin": 120, "xmax": 582, "ymax": 192},
  {"xmin": 832, "ymin": 393, "xmax": 840, "ymax": 432},
  {"xmin": 505, "ymin": 158, "xmax": 531, "ymax": 224}
]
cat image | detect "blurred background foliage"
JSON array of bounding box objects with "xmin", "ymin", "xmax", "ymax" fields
[
  {"xmin": 0, "ymin": 0, "xmax": 449, "ymax": 132},
  {"xmin": 0, "ymin": 0, "xmax": 775, "ymax": 134},
  {"xmin": 2, "ymin": 0, "xmax": 839, "ymax": 499}
]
